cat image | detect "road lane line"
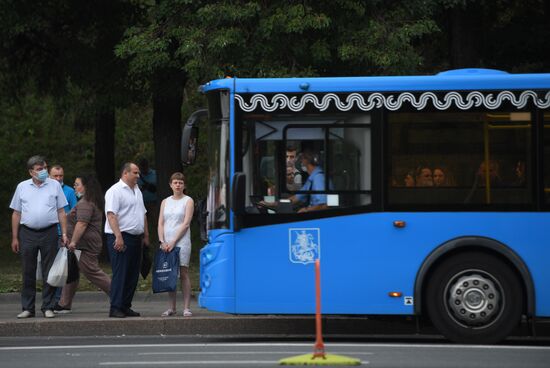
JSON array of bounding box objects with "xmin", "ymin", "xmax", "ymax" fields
[
  {"xmin": 99, "ymin": 361, "xmax": 280, "ymax": 366},
  {"xmin": 0, "ymin": 342, "xmax": 548, "ymax": 351},
  {"xmin": 137, "ymin": 351, "xmax": 373, "ymax": 355}
]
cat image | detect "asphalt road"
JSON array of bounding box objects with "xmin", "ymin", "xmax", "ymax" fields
[{"xmin": 1, "ymin": 336, "xmax": 549, "ymax": 368}]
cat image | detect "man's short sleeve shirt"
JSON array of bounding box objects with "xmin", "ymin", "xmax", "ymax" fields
[
  {"xmin": 9, "ymin": 178, "xmax": 68, "ymax": 229},
  {"xmin": 104, "ymin": 179, "xmax": 147, "ymax": 235},
  {"xmin": 295, "ymin": 167, "xmax": 327, "ymax": 207}
]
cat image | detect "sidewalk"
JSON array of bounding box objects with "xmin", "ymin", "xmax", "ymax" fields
[
  {"xmin": 0, "ymin": 291, "xmax": 322, "ymax": 337},
  {"xmin": 0, "ymin": 292, "xmax": 415, "ymax": 338},
  {"xmin": 3, "ymin": 292, "xmax": 546, "ymax": 340}
]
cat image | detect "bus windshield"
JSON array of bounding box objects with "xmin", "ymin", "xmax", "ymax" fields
[{"xmin": 206, "ymin": 90, "xmax": 230, "ymax": 230}]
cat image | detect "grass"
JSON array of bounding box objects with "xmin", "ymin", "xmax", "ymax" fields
[{"xmin": 0, "ymin": 240, "xmax": 201, "ymax": 294}]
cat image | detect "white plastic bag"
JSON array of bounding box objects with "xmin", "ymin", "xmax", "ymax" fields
[{"xmin": 47, "ymin": 247, "xmax": 68, "ymax": 287}]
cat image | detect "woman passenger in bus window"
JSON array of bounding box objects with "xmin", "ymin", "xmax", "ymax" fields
[
  {"xmin": 286, "ymin": 164, "xmax": 301, "ymax": 192},
  {"xmin": 404, "ymin": 171, "xmax": 415, "ymax": 187},
  {"xmin": 415, "ymin": 166, "xmax": 434, "ymax": 187},
  {"xmin": 433, "ymin": 166, "xmax": 456, "ymax": 187}
]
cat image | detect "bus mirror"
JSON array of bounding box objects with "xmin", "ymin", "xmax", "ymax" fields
[
  {"xmin": 181, "ymin": 109, "xmax": 207, "ymax": 166},
  {"xmin": 231, "ymin": 172, "xmax": 246, "ymax": 215}
]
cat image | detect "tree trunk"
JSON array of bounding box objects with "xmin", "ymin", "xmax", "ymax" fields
[
  {"xmin": 94, "ymin": 108, "xmax": 116, "ymax": 192},
  {"xmin": 152, "ymin": 69, "xmax": 187, "ymax": 202}
]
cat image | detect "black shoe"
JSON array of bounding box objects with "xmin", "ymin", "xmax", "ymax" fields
[
  {"xmin": 109, "ymin": 309, "xmax": 126, "ymax": 318},
  {"xmin": 122, "ymin": 308, "xmax": 140, "ymax": 317},
  {"xmin": 53, "ymin": 303, "xmax": 72, "ymax": 314}
]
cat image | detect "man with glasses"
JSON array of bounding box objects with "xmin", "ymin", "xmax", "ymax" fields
[{"xmin": 9, "ymin": 155, "xmax": 68, "ymax": 319}]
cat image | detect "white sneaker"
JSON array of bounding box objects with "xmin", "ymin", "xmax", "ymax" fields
[
  {"xmin": 43, "ymin": 310, "xmax": 55, "ymax": 318},
  {"xmin": 16, "ymin": 310, "xmax": 34, "ymax": 319}
]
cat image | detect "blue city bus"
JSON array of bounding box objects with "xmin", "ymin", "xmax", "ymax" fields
[{"xmin": 181, "ymin": 69, "xmax": 550, "ymax": 343}]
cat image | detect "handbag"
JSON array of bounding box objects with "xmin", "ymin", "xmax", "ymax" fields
[
  {"xmin": 140, "ymin": 246, "xmax": 152, "ymax": 279},
  {"xmin": 152, "ymin": 247, "xmax": 180, "ymax": 293},
  {"xmin": 66, "ymin": 250, "xmax": 80, "ymax": 284},
  {"xmin": 47, "ymin": 247, "xmax": 68, "ymax": 287}
]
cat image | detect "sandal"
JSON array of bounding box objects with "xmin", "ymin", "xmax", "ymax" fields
[
  {"xmin": 183, "ymin": 309, "xmax": 192, "ymax": 317},
  {"xmin": 161, "ymin": 309, "xmax": 176, "ymax": 317}
]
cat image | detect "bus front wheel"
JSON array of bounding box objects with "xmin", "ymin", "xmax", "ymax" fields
[{"xmin": 426, "ymin": 252, "xmax": 522, "ymax": 344}]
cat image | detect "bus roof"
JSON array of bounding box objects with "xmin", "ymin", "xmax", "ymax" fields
[{"xmin": 201, "ymin": 69, "xmax": 550, "ymax": 94}]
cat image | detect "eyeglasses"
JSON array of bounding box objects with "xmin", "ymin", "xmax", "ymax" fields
[{"xmin": 286, "ymin": 173, "xmax": 295, "ymax": 177}]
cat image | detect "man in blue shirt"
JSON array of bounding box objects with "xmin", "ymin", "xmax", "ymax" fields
[
  {"xmin": 49, "ymin": 165, "xmax": 78, "ymax": 212},
  {"xmin": 49, "ymin": 164, "xmax": 78, "ymax": 306},
  {"xmin": 291, "ymin": 151, "xmax": 328, "ymax": 213}
]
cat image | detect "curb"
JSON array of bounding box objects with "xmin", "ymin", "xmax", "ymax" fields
[{"xmin": 0, "ymin": 314, "xmax": 421, "ymax": 337}]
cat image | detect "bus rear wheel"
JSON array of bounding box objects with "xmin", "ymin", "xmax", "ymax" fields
[{"xmin": 426, "ymin": 252, "xmax": 522, "ymax": 344}]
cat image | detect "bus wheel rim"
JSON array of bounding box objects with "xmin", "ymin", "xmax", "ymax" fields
[{"xmin": 445, "ymin": 269, "xmax": 503, "ymax": 328}]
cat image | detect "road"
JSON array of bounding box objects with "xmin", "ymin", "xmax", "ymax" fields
[{"xmin": 1, "ymin": 336, "xmax": 549, "ymax": 368}]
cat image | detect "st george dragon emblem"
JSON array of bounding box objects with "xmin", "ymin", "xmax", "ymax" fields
[{"xmin": 289, "ymin": 228, "xmax": 320, "ymax": 264}]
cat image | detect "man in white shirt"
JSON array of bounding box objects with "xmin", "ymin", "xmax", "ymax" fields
[
  {"xmin": 105, "ymin": 162, "xmax": 150, "ymax": 318},
  {"xmin": 9, "ymin": 155, "xmax": 68, "ymax": 319}
]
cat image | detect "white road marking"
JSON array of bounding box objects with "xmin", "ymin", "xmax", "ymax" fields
[
  {"xmin": 100, "ymin": 361, "xmax": 280, "ymax": 366},
  {"xmin": 137, "ymin": 351, "xmax": 373, "ymax": 355},
  {"xmin": 0, "ymin": 342, "xmax": 548, "ymax": 351}
]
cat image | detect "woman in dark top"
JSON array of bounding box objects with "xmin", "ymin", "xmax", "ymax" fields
[{"xmin": 54, "ymin": 175, "xmax": 111, "ymax": 313}]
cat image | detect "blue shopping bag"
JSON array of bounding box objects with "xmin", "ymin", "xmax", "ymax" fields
[{"xmin": 152, "ymin": 247, "xmax": 180, "ymax": 293}]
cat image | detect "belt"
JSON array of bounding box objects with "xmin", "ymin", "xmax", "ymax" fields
[
  {"xmin": 21, "ymin": 224, "xmax": 57, "ymax": 232},
  {"xmin": 121, "ymin": 232, "xmax": 144, "ymax": 238}
]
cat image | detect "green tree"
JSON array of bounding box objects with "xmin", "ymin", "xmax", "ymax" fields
[
  {"xmin": 0, "ymin": 0, "xmax": 147, "ymax": 190},
  {"xmin": 116, "ymin": 0, "xmax": 442, "ymax": 202}
]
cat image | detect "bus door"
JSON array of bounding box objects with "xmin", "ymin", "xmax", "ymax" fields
[{"xmin": 232, "ymin": 111, "xmax": 377, "ymax": 314}]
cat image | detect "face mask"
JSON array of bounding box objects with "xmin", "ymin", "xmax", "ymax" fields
[
  {"xmin": 75, "ymin": 191, "xmax": 83, "ymax": 199},
  {"xmin": 301, "ymin": 165, "xmax": 307, "ymax": 172},
  {"xmin": 36, "ymin": 169, "xmax": 48, "ymax": 182}
]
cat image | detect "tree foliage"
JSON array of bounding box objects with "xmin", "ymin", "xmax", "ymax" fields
[
  {"xmin": 116, "ymin": 0, "xmax": 442, "ymax": 80},
  {"xmin": 1, "ymin": 0, "xmax": 549, "ymax": 245}
]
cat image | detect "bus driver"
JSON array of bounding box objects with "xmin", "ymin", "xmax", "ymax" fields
[
  {"xmin": 262, "ymin": 151, "xmax": 328, "ymax": 213},
  {"xmin": 291, "ymin": 151, "xmax": 328, "ymax": 213}
]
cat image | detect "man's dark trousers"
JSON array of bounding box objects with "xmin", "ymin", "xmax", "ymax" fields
[
  {"xmin": 106, "ymin": 232, "xmax": 142, "ymax": 313},
  {"xmin": 19, "ymin": 224, "xmax": 58, "ymax": 313}
]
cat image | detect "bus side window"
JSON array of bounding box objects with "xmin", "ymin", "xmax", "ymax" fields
[{"xmin": 387, "ymin": 110, "xmax": 533, "ymax": 207}]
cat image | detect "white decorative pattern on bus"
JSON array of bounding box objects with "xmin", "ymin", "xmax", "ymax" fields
[{"xmin": 235, "ymin": 90, "xmax": 550, "ymax": 112}]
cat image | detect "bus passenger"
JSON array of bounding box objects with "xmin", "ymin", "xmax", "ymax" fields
[
  {"xmin": 286, "ymin": 164, "xmax": 301, "ymax": 192},
  {"xmin": 513, "ymin": 160, "xmax": 526, "ymax": 186},
  {"xmin": 404, "ymin": 171, "xmax": 415, "ymax": 187},
  {"xmin": 286, "ymin": 145, "xmax": 303, "ymax": 187},
  {"xmin": 416, "ymin": 166, "xmax": 433, "ymax": 187},
  {"xmin": 261, "ymin": 151, "xmax": 328, "ymax": 212},
  {"xmin": 476, "ymin": 160, "xmax": 503, "ymax": 187}
]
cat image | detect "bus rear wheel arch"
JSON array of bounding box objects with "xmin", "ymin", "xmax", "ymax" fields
[{"xmin": 425, "ymin": 251, "xmax": 523, "ymax": 344}]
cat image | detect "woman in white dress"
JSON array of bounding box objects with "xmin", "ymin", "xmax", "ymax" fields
[{"xmin": 157, "ymin": 172, "xmax": 194, "ymax": 317}]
